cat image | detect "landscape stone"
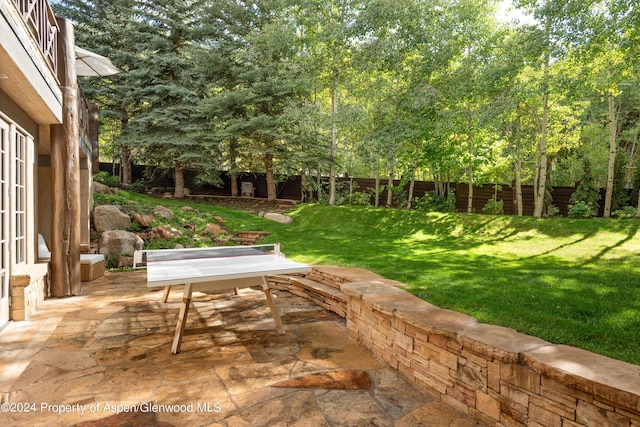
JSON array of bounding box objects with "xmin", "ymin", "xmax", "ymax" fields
[
  {"xmin": 204, "ymin": 223, "xmax": 227, "ymax": 236},
  {"xmin": 93, "ymin": 205, "xmax": 131, "ymax": 232},
  {"xmin": 263, "ymin": 212, "xmax": 293, "ymax": 224},
  {"xmin": 98, "ymin": 230, "xmax": 144, "ymax": 259},
  {"xmin": 132, "ymin": 213, "xmax": 154, "ymax": 228},
  {"xmin": 154, "ymin": 205, "xmax": 175, "ymax": 218},
  {"xmin": 93, "ymin": 182, "xmax": 117, "ymax": 194},
  {"xmin": 149, "ymin": 225, "xmax": 183, "ymax": 242}
]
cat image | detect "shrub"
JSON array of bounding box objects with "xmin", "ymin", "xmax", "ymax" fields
[
  {"xmin": 482, "ymin": 199, "xmax": 504, "ymax": 215},
  {"xmin": 568, "ymin": 202, "xmax": 597, "ymax": 218},
  {"xmin": 570, "ymin": 158, "xmax": 601, "ymax": 213},
  {"xmin": 127, "ymin": 179, "xmax": 148, "ymax": 193},
  {"xmin": 611, "ymin": 206, "xmax": 637, "ymax": 219},
  {"xmin": 414, "ymin": 190, "xmax": 456, "ymax": 212},
  {"xmin": 93, "ymin": 171, "xmax": 121, "ymax": 188},
  {"xmin": 349, "ymin": 191, "xmax": 372, "ymax": 206}
]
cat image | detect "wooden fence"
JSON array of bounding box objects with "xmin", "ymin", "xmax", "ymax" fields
[{"xmin": 102, "ymin": 164, "xmax": 610, "ymax": 217}]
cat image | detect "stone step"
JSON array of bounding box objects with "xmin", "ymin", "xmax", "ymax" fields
[
  {"xmin": 268, "ymin": 274, "xmax": 347, "ymax": 318},
  {"xmin": 236, "ymin": 231, "xmax": 272, "ymax": 239},
  {"xmin": 230, "ymin": 237, "xmax": 257, "ymax": 245}
]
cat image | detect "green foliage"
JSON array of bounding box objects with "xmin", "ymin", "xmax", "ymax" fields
[
  {"xmin": 349, "ymin": 192, "xmax": 372, "ymax": 206},
  {"xmin": 127, "ymin": 180, "xmax": 147, "ymax": 193},
  {"xmin": 569, "ymin": 159, "xmax": 601, "ymax": 213},
  {"xmin": 612, "ymin": 152, "xmax": 630, "ymax": 211},
  {"xmin": 93, "ymin": 191, "xmax": 130, "ymax": 207},
  {"xmin": 611, "ymin": 206, "xmax": 637, "ymax": 219},
  {"xmin": 482, "ymin": 199, "xmax": 504, "ymax": 215},
  {"xmin": 413, "ymin": 190, "xmax": 457, "ymax": 213},
  {"xmin": 93, "ymin": 171, "xmax": 121, "ymax": 188},
  {"xmin": 567, "ymin": 202, "xmax": 597, "ymax": 218}
]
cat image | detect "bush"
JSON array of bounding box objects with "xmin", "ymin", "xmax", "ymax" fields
[
  {"xmin": 568, "ymin": 202, "xmax": 597, "ymax": 218},
  {"xmin": 93, "ymin": 171, "xmax": 120, "ymax": 188},
  {"xmin": 349, "ymin": 191, "xmax": 372, "ymax": 206},
  {"xmin": 127, "ymin": 179, "xmax": 148, "ymax": 193},
  {"xmin": 611, "ymin": 206, "xmax": 637, "ymax": 219},
  {"xmin": 414, "ymin": 190, "xmax": 457, "ymax": 212},
  {"xmin": 482, "ymin": 199, "xmax": 504, "ymax": 215}
]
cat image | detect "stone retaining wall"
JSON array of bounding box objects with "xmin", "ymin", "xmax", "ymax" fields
[
  {"xmin": 270, "ymin": 265, "xmax": 640, "ymax": 427},
  {"xmin": 10, "ymin": 264, "xmax": 49, "ymax": 321}
]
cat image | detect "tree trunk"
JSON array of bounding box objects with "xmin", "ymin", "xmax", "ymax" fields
[
  {"xmin": 406, "ymin": 143, "xmax": 418, "ymax": 209},
  {"xmin": 300, "ymin": 167, "xmax": 306, "ymax": 202},
  {"xmin": 534, "ymin": 91, "xmax": 549, "ymax": 218},
  {"xmin": 120, "ymin": 110, "xmax": 132, "ymax": 186},
  {"xmin": 533, "ymin": 9, "xmax": 551, "ymax": 218},
  {"xmin": 265, "ymin": 152, "xmax": 276, "ymax": 201},
  {"xmin": 229, "ymin": 138, "xmax": 238, "ymax": 197},
  {"xmin": 329, "ymin": 71, "xmax": 339, "ymax": 205},
  {"xmin": 467, "ymin": 137, "xmax": 474, "ymax": 213},
  {"xmin": 603, "ymin": 91, "xmax": 617, "ymax": 218},
  {"xmin": 230, "ymin": 172, "xmax": 238, "ymax": 197},
  {"xmin": 386, "ymin": 162, "xmax": 394, "ymax": 207},
  {"xmin": 174, "ymin": 160, "xmax": 185, "ymax": 198},
  {"xmin": 515, "ymin": 159, "xmax": 523, "ymax": 216},
  {"xmin": 374, "ymin": 156, "xmax": 380, "ymax": 207}
]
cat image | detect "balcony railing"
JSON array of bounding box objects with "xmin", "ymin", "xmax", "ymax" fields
[{"xmin": 12, "ymin": 0, "xmax": 59, "ymax": 75}]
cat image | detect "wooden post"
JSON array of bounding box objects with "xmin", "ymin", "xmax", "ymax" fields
[{"xmin": 50, "ymin": 17, "xmax": 81, "ymax": 296}]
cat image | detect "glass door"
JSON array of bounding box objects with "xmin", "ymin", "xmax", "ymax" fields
[{"xmin": 0, "ymin": 119, "xmax": 9, "ymax": 327}]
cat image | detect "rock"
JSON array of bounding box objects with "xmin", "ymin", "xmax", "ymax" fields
[
  {"xmin": 118, "ymin": 256, "xmax": 133, "ymax": 268},
  {"xmin": 93, "ymin": 182, "xmax": 116, "ymax": 194},
  {"xmin": 93, "ymin": 205, "xmax": 131, "ymax": 233},
  {"xmin": 132, "ymin": 213, "xmax": 154, "ymax": 228},
  {"xmin": 181, "ymin": 206, "xmax": 193, "ymax": 211},
  {"xmin": 149, "ymin": 225, "xmax": 183, "ymax": 242},
  {"xmin": 99, "ymin": 230, "xmax": 144, "ymax": 259},
  {"xmin": 264, "ymin": 212, "xmax": 294, "ymax": 224},
  {"xmin": 154, "ymin": 205, "xmax": 174, "ymax": 218},
  {"xmin": 203, "ymin": 223, "xmax": 227, "ymax": 236}
]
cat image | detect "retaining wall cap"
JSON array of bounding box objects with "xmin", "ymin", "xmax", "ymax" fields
[
  {"xmin": 313, "ymin": 265, "xmax": 385, "ymax": 282},
  {"xmin": 460, "ymin": 323, "xmax": 550, "ymax": 363},
  {"xmin": 524, "ymin": 344, "xmax": 640, "ymax": 412},
  {"xmin": 397, "ymin": 308, "xmax": 478, "ymax": 338},
  {"xmin": 360, "ymin": 291, "xmax": 436, "ymax": 315},
  {"xmin": 341, "ymin": 280, "xmax": 408, "ymax": 298}
]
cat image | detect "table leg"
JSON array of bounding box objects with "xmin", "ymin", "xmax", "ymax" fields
[
  {"xmin": 161, "ymin": 285, "xmax": 172, "ymax": 303},
  {"xmin": 171, "ymin": 283, "xmax": 193, "ymax": 354},
  {"xmin": 261, "ymin": 276, "xmax": 284, "ymax": 334}
]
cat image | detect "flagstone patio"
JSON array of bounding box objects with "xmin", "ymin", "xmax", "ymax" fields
[{"xmin": 0, "ymin": 270, "xmax": 480, "ymax": 426}]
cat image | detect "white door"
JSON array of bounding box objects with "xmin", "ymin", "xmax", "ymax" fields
[{"xmin": 0, "ymin": 119, "xmax": 9, "ymax": 327}]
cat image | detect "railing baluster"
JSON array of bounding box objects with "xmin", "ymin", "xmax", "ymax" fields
[{"xmin": 11, "ymin": 0, "xmax": 59, "ymax": 75}]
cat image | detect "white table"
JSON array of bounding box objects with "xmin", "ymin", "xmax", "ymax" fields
[{"xmin": 144, "ymin": 244, "xmax": 311, "ymax": 354}]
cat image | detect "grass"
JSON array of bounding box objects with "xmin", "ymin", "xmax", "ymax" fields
[{"xmin": 96, "ymin": 192, "xmax": 640, "ymax": 365}]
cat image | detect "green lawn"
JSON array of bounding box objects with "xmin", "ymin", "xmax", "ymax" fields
[{"xmin": 101, "ymin": 193, "xmax": 640, "ymax": 365}]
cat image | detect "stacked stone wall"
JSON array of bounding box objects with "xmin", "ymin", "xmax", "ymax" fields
[
  {"xmin": 10, "ymin": 264, "xmax": 49, "ymax": 321},
  {"xmin": 270, "ymin": 266, "xmax": 640, "ymax": 427}
]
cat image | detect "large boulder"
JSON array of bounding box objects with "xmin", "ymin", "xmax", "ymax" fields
[
  {"xmin": 264, "ymin": 212, "xmax": 294, "ymax": 224},
  {"xmin": 93, "ymin": 182, "xmax": 119, "ymax": 195},
  {"xmin": 99, "ymin": 230, "xmax": 144, "ymax": 259},
  {"xmin": 93, "ymin": 205, "xmax": 131, "ymax": 232}
]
